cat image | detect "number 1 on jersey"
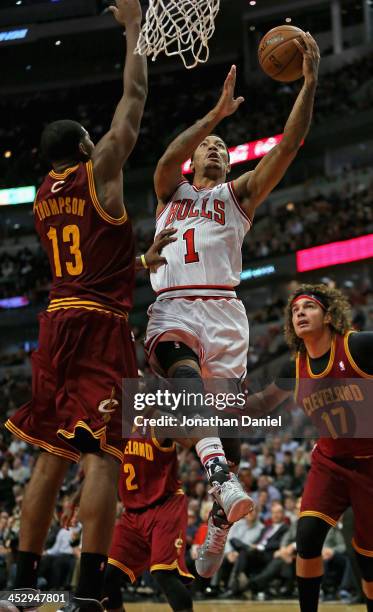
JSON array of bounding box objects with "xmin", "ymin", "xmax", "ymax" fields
[{"xmin": 183, "ymin": 228, "xmax": 199, "ymax": 264}]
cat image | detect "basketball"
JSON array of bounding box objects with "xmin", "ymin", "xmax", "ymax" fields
[{"xmin": 258, "ymin": 25, "xmax": 305, "ymax": 82}]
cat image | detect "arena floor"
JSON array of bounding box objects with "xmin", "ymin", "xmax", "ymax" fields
[
  {"xmin": 39, "ymin": 602, "xmax": 365, "ymax": 611},
  {"xmin": 124, "ymin": 603, "xmax": 365, "ymax": 611}
]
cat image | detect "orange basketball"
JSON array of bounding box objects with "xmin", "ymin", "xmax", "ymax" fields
[{"xmin": 258, "ymin": 25, "xmax": 305, "ymax": 82}]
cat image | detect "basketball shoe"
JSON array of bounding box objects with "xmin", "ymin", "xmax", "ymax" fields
[
  {"xmin": 209, "ymin": 462, "xmax": 253, "ymax": 522},
  {"xmin": 195, "ymin": 502, "xmax": 232, "ymax": 578},
  {"xmin": 57, "ymin": 597, "xmax": 105, "ymax": 612}
]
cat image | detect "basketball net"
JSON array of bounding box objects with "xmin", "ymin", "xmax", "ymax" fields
[{"xmin": 135, "ymin": 0, "xmax": 221, "ymax": 69}]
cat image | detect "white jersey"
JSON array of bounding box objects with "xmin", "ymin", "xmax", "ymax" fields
[{"xmin": 151, "ymin": 179, "xmax": 252, "ymax": 299}]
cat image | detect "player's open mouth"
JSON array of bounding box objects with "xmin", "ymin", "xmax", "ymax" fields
[
  {"xmin": 298, "ymin": 321, "xmax": 309, "ymax": 328},
  {"xmin": 207, "ymin": 153, "xmax": 220, "ymax": 160}
]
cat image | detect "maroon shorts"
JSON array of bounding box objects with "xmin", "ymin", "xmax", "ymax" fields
[
  {"xmin": 5, "ymin": 308, "xmax": 138, "ymax": 463},
  {"xmin": 108, "ymin": 493, "xmax": 194, "ymax": 582},
  {"xmin": 301, "ymin": 444, "xmax": 373, "ymax": 555}
]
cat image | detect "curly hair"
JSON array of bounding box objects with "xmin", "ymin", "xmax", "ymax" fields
[{"xmin": 284, "ymin": 283, "xmax": 353, "ymax": 355}]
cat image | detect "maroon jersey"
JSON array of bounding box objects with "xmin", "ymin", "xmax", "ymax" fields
[
  {"xmin": 119, "ymin": 435, "xmax": 183, "ymax": 510},
  {"xmin": 296, "ymin": 331, "xmax": 373, "ymax": 458},
  {"xmin": 34, "ymin": 161, "xmax": 135, "ymax": 315}
]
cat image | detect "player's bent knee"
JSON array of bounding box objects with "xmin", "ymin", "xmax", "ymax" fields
[
  {"xmin": 152, "ymin": 570, "xmax": 193, "ymax": 611},
  {"xmin": 356, "ymin": 553, "xmax": 373, "ymax": 583},
  {"xmin": 296, "ymin": 517, "xmax": 330, "ymax": 559},
  {"xmin": 155, "ymin": 341, "xmax": 200, "ymax": 376}
]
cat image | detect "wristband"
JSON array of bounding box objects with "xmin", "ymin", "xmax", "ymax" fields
[{"xmin": 140, "ymin": 254, "xmax": 149, "ymax": 269}]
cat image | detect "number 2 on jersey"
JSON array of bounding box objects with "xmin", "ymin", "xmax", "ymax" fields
[
  {"xmin": 47, "ymin": 225, "xmax": 83, "ymax": 277},
  {"xmin": 123, "ymin": 463, "xmax": 138, "ymax": 490},
  {"xmin": 183, "ymin": 228, "xmax": 199, "ymax": 264}
]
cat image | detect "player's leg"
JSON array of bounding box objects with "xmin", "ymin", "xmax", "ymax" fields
[
  {"xmin": 74, "ymin": 452, "xmax": 120, "ymax": 602},
  {"xmin": 14, "ymin": 452, "xmax": 71, "ymax": 588},
  {"xmin": 349, "ymin": 458, "xmax": 373, "ymax": 611},
  {"xmin": 152, "ymin": 571, "xmax": 193, "ymax": 611},
  {"xmin": 149, "ymin": 492, "xmax": 194, "ymax": 607},
  {"xmin": 296, "ymin": 447, "xmax": 351, "ymax": 612},
  {"xmin": 103, "ymin": 509, "xmax": 149, "ymax": 612},
  {"xmin": 195, "ymin": 437, "xmax": 242, "ymax": 577},
  {"xmin": 104, "ymin": 564, "xmax": 126, "ymax": 612},
  {"xmin": 354, "ymin": 553, "xmax": 373, "ymax": 611},
  {"xmin": 155, "ymin": 341, "xmax": 251, "ymax": 519},
  {"xmin": 155, "ymin": 341, "xmax": 229, "ymax": 478},
  {"xmin": 296, "ymin": 516, "xmax": 330, "ymax": 612}
]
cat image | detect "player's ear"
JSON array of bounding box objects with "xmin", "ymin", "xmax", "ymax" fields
[
  {"xmin": 324, "ymin": 311, "xmax": 332, "ymax": 325},
  {"xmin": 79, "ymin": 141, "xmax": 89, "ymax": 158}
]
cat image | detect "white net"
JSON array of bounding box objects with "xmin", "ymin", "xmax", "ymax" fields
[{"xmin": 135, "ymin": 0, "xmax": 221, "ymax": 70}]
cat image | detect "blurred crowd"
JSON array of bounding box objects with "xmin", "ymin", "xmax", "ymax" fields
[
  {"xmin": 245, "ymin": 171, "xmax": 373, "ymax": 261},
  {"xmin": 0, "ymin": 53, "xmax": 372, "ymax": 188},
  {"xmin": 0, "ymin": 411, "xmax": 362, "ymax": 603}
]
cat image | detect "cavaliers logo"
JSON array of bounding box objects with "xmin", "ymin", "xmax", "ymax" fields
[
  {"xmin": 51, "ymin": 180, "xmax": 66, "ymax": 193},
  {"xmin": 98, "ymin": 387, "xmax": 118, "ymax": 423},
  {"xmin": 174, "ymin": 533, "xmax": 183, "ymax": 555}
]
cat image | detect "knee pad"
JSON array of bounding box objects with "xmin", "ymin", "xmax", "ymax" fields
[
  {"xmin": 355, "ymin": 551, "xmax": 373, "ymax": 582},
  {"xmin": 152, "ymin": 570, "xmax": 193, "ymax": 611},
  {"xmin": 103, "ymin": 564, "xmax": 126, "ymax": 609},
  {"xmin": 296, "ymin": 517, "xmax": 330, "ymax": 559},
  {"xmin": 155, "ymin": 341, "xmax": 199, "ymax": 374}
]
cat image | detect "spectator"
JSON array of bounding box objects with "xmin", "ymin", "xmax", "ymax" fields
[
  {"xmin": 214, "ymin": 508, "xmax": 263, "ymax": 594},
  {"xmin": 0, "ymin": 462, "xmax": 15, "ymax": 513},
  {"xmin": 224, "ymin": 503, "xmax": 289, "ymax": 598},
  {"xmin": 321, "ymin": 525, "xmax": 351, "ymax": 601},
  {"xmin": 39, "ymin": 508, "xmax": 81, "ymax": 590},
  {"xmin": 252, "ymin": 475, "xmax": 281, "ymax": 505}
]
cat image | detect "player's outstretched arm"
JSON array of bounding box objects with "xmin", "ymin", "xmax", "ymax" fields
[
  {"xmin": 155, "ymin": 65, "xmax": 244, "ymax": 203},
  {"xmin": 246, "ymin": 382, "xmax": 291, "ymax": 417},
  {"xmin": 233, "ymin": 32, "xmax": 320, "ymax": 221},
  {"xmin": 92, "ymin": 0, "xmax": 148, "ymax": 183}
]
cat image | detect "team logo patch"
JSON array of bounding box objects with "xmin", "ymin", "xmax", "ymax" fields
[
  {"xmin": 98, "ymin": 387, "xmax": 118, "ymax": 422},
  {"xmin": 339, "ymin": 361, "xmax": 346, "ymax": 371},
  {"xmin": 51, "ymin": 180, "xmax": 65, "ymax": 193},
  {"xmin": 175, "ymin": 535, "xmax": 183, "ymax": 554}
]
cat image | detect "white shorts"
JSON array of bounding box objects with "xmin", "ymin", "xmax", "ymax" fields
[{"xmin": 145, "ymin": 298, "xmax": 249, "ymax": 379}]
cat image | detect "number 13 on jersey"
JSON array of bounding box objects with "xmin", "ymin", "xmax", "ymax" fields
[{"xmin": 47, "ymin": 224, "xmax": 83, "ymax": 277}]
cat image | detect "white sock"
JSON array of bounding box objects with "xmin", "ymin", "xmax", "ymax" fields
[{"xmin": 195, "ymin": 437, "xmax": 227, "ymax": 478}]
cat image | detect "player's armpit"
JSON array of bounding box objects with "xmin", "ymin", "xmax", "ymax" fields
[
  {"xmin": 154, "ymin": 158, "xmax": 185, "ymax": 204},
  {"xmin": 233, "ymin": 142, "xmax": 298, "ymax": 219}
]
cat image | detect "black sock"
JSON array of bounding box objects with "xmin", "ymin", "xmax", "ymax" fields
[
  {"xmin": 152, "ymin": 571, "xmax": 193, "ymax": 611},
  {"xmin": 297, "ymin": 576, "xmax": 322, "ymax": 612},
  {"xmin": 76, "ymin": 553, "xmax": 107, "ymax": 600},
  {"xmin": 366, "ymin": 598, "xmax": 373, "ymax": 611},
  {"xmin": 15, "ymin": 551, "xmax": 41, "ymax": 589}
]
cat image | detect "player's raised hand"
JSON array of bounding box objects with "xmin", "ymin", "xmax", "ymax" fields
[
  {"xmin": 215, "ymin": 65, "xmax": 245, "ymax": 119},
  {"xmin": 294, "ymin": 32, "xmax": 320, "ymax": 84},
  {"xmin": 144, "ymin": 227, "xmax": 177, "ymax": 271},
  {"xmin": 108, "ymin": 0, "xmax": 142, "ymax": 28}
]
